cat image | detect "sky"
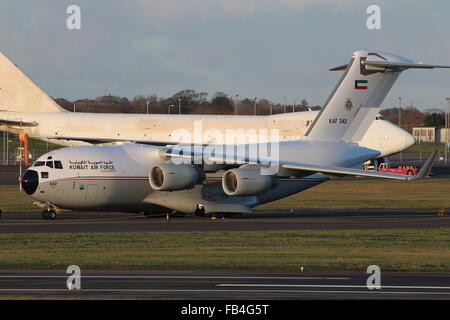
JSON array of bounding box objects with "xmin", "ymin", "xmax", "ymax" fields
[{"xmin": 1, "ymin": 0, "xmax": 450, "ymax": 109}]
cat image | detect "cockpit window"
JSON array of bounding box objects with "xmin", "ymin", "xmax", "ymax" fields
[
  {"xmin": 34, "ymin": 161, "xmax": 45, "ymax": 167},
  {"xmin": 46, "ymin": 161, "xmax": 54, "ymax": 168},
  {"xmin": 54, "ymin": 161, "xmax": 63, "ymax": 169}
]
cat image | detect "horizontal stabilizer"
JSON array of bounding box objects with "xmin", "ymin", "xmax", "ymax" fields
[
  {"xmin": 331, "ymin": 61, "xmax": 450, "ymax": 71},
  {"xmin": 363, "ymin": 60, "xmax": 450, "ymax": 70}
]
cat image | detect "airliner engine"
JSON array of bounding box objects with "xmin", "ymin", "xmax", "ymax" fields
[
  {"xmin": 149, "ymin": 163, "xmax": 200, "ymax": 191},
  {"xmin": 222, "ymin": 167, "xmax": 274, "ymax": 196}
]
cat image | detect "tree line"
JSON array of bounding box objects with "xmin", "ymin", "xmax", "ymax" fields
[
  {"xmin": 55, "ymin": 90, "xmax": 319, "ymax": 115},
  {"xmin": 380, "ymin": 107, "xmax": 446, "ymax": 132},
  {"xmin": 54, "ymin": 89, "xmax": 445, "ymax": 132}
]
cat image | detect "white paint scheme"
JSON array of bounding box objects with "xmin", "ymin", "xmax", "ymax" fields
[
  {"xmin": 0, "ymin": 51, "xmax": 413, "ymax": 157},
  {"xmin": 306, "ymin": 51, "xmax": 408, "ymax": 141},
  {"xmin": 0, "ymin": 110, "xmax": 413, "ymax": 157},
  {"xmin": 23, "ymin": 140, "xmax": 378, "ymax": 213}
]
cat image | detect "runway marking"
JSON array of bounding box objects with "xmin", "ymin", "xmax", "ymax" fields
[
  {"xmin": 0, "ymin": 288, "xmax": 450, "ymax": 296},
  {"xmin": 1, "ymin": 216, "xmax": 447, "ymax": 225},
  {"xmin": 216, "ymin": 284, "xmax": 450, "ymax": 290},
  {"xmin": 0, "ymin": 275, "xmax": 350, "ymax": 280}
]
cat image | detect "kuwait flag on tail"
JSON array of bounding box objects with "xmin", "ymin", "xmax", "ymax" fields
[{"xmin": 355, "ymin": 79, "xmax": 368, "ymax": 90}]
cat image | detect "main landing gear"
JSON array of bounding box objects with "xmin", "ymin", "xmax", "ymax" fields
[{"xmin": 41, "ymin": 209, "xmax": 57, "ymax": 220}]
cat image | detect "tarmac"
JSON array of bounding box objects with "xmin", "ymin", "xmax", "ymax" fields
[
  {"xmin": 0, "ymin": 270, "xmax": 449, "ymax": 299},
  {"xmin": 0, "ymin": 209, "xmax": 449, "ymax": 233}
]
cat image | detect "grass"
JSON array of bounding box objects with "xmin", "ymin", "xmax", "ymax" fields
[
  {"xmin": 1, "ymin": 180, "xmax": 449, "ymax": 272},
  {"xmin": 406, "ymin": 142, "xmax": 445, "ymax": 153},
  {"xmin": 3, "ymin": 179, "xmax": 450, "ymax": 213},
  {"xmin": 0, "ymin": 229, "xmax": 448, "ymax": 271},
  {"xmin": 0, "ymin": 185, "xmax": 36, "ymax": 212},
  {"xmin": 258, "ymin": 178, "xmax": 450, "ymax": 210}
]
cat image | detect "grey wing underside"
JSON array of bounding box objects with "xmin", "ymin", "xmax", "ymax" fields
[{"xmin": 161, "ymin": 146, "xmax": 437, "ymax": 181}]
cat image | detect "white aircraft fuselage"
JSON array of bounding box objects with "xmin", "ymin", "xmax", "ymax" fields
[
  {"xmin": 0, "ymin": 50, "xmax": 414, "ymax": 159},
  {"xmin": 0, "ymin": 110, "xmax": 414, "ymax": 158}
]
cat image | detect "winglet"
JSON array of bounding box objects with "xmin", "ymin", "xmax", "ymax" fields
[{"xmin": 414, "ymin": 150, "xmax": 437, "ymax": 179}]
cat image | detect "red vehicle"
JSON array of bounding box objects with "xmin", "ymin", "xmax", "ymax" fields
[{"xmin": 376, "ymin": 163, "xmax": 417, "ymax": 176}]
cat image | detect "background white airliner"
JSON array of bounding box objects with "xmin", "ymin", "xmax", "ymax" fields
[{"xmin": 0, "ymin": 52, "xmax": 414, "ymax": 160}]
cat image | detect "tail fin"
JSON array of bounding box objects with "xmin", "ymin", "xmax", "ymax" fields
[
  {"xmin": 305, "ymin": 50, "xmax": 449, "ymax": 142},
  {"xmin": 0, "ymin": 52, "xmax": 66, "ymax": 113}
]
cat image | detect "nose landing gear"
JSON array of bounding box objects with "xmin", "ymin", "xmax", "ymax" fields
[{"xmin": 35, "ymin": 202, "xmax": 60, "ymax": 220}]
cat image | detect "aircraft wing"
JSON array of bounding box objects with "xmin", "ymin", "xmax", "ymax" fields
[
  {"xmin": 281, "ymin": 150, "xmax": 436, "ymax": 181},
  {"xmin": 47, "ymin": 136, "xmax": 187, "ymax": 146},
  {"xmin": 161, "ymin": 145, "xmax": 436, "ymax": 181},
  {"xmin": 0, "ymin": 119, "xmax": 38, "ymax": 127}
]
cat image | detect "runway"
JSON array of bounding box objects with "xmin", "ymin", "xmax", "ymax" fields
[
  {"xmin": 0, "ymin": 209, "xmax": 449, "ymax": 234},
  {"xmin": 0, "ymin": 270, "xmax": 449, "ymax": 299}
]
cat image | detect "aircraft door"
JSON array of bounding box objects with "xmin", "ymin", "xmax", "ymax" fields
[
  {"xmin": 55, "ymin": 189, "xmax": 64, "ymax": 202},
  {"xmin": 85, "ymin": 184, "xmax": 99, "ymax": 204}
]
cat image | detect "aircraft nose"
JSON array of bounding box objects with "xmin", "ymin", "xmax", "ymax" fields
[
  {"xmin": 405, "ymin": 131, "xmax": 415, "ymax": 149},
  {"xmin": 22, "ymin": 170, "xmax": 39, "ymax": 195}
]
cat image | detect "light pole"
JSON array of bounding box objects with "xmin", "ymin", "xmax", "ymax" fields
[
  {"xmin": 235, "ymin": 94, "xmax": 239, "ymax": 115},
  {"xmin": 73, "ymin": 103, "xmax": 76, "ymax": 112},
  {"xmin": 253, "ymin": 97, "xmax": 257, "ymax": 115},
  {"xmin": 398, "ymin": 97, "xmax": 402, "ymax": 162},
  {"xmin": 446, "ymin": 98, "xmax": 450, "ymax": 165},
  {"xmin": 146, "ymin": 100, "xmax": 149, "ymax": 114},
  {"xmin": 2, "ymin": 131, "xmax": 4, "ymax": 164},
  {"xmin": 6, "ymin": 132, "xmax": 8, "ymax": 165}
]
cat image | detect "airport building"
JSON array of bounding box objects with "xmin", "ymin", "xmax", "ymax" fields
[{"xmin": 412, "ymin": 127, "xmax": 440, "ymax": 143}]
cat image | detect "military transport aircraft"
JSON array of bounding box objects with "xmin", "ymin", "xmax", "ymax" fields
[
  {"xmin": 20, "ymin": 50, "xmax": 442, "ymax": 219},
  {"xmin": 0, "ymin": 52, "xmax": 414, "ymax": 162}
]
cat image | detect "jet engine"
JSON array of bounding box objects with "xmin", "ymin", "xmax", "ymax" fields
[
  {"xmin": 149, "ymin": 163, "xmax": 200, "ymax": 191},
  {"xmin": 222, "ymin": 167, "xmax": 273, "ymax": 196}
]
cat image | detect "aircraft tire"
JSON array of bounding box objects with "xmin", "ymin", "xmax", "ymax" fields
[{"xmin": 47, "ymin": 210, "xmax": 57, "ymax": 220}]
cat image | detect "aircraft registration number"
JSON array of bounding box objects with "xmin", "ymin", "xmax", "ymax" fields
[{"xmin": 329, "ymin": 118, "xmax": 347, "ymax": 124}]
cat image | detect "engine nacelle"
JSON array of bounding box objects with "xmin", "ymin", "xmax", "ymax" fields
[
  {"xmin": 222, "ymin": 167, "xmax": 273, "ymax": 196},
  {"xmin": 149, "ymin": 163, "xmax": 200, "ymax": 191}
]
